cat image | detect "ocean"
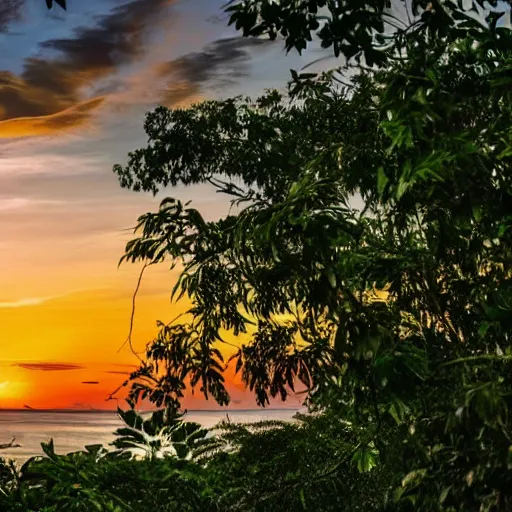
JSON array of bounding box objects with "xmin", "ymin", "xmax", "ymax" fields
[{"xmin": 0, "ymin": 409, "xmax": 301, "ymax": 462}]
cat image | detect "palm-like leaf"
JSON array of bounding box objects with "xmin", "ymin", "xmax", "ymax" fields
[{"xmin": 111, "ymin": 403, "xmax": 209, "ymax": 461}]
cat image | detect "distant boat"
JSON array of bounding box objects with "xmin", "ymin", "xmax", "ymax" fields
[{"xmin": 24, "ymin": 405, "xmax": 35, "ymax": 410}]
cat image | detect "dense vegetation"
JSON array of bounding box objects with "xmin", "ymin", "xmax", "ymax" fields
[
  {"xmin": 2, "ymin": 0, "xmax": 512, "ymax": 510},
  {"xmin": 0, "ymin": 407, "xmax": 397, "ymax": 511}
]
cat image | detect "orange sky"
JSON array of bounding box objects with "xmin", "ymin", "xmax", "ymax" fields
[{"xmin": 0, "ymin": 0, "xmax": 315, "ymax": 410}]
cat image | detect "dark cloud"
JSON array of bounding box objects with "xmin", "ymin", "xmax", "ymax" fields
[
  {"xmin": 39, "ymin": 0, "xmax": 169, "ymax": 80},
  {"xmin": 0, "ymin": 0, "xmax": 23, "ymax": 33},
  {"xmin": 15, "ymin": 362, "xmax": 85, "ymax": 371},
  {"xmin": 162, "ymin": 37, "xmax": 270, "ymax": 84},
  {"xmin": 104, "ymin": 364, "xmax": 138, "ymax": 376},
  {"xmin": 157, "ymin": 37, "xmax": 272, "ymax": 106},
  {"xmin": 81, "ymin": 381, "xmax": 99, "ymax": 384},
  {"xmin": 0, "ymin": 0, "xmax": 173, "ymax": 135}
]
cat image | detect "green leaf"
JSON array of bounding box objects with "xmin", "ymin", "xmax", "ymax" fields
[
  {"xmin": 389, "ymin": 399, "xmax": 410, "ymax": 425},
  {"xmin": 299, "ymin": 487, "xmax": 307, "ymax": 509},
  {"xmin": 396, "ymin": 178, "xmax": 409, "ymax": 200},
  {"xmin": 402, "ymin": 469, "xmax": 427, "ymax": 488},
  {"xmin": 439, "ymin": 486, "xmax": 451, "ymax": 504},
  {"xmin": 351, "ymin": 445, "xmax": 379, "ymax": 473},
  {"xmin": 377, "ymin": 167, "xmax": 389, "ymax": 195},
  {"xmin": 326, "ymin": 269, "xmax": 337, "ymax": 288}
]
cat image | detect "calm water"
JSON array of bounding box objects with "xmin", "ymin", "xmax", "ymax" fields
[{"xmin": 0, "ymin": 409, "xmax": 301, "ymax": 461}]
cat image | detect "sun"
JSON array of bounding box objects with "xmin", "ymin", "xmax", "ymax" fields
[
  {"xmin": 0, "ymin": 381, "xmax": 12, "ymax": 398},
  {"xmin": 0, "ymin": 381, "xmax": 26, "ymax": 406}
]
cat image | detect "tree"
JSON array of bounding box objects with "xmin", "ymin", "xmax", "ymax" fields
[
  {"xmin": 114, "ymin": 1, "xmax": 512, "ymax": 509},
  {"xmin": 224, "ymin": 0, "xmax": 512, "ymax": 64},
  {"xmin": 203, "ymin": 412, "xmax": 397, "ymax": 511}
]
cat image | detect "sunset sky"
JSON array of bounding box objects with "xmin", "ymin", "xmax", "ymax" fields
[{"xmin": 0, "ymin": 0, "xmax": 329, "ymax": 410}]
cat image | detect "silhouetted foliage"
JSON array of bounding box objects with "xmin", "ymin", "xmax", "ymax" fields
[
  {"xmin": 205, "ymin": 412, "xmax": 399, "ymax": 511},
  {"xmin": 0, "ymin": 406, "xmax": 218, "ymax": 512},
  {"xmin": 0, "ymin": 442, "xmax": 215, "ymax": 512},
  {"xmin": 113, "ymin": 1, "xmax": 512, "ymax": 509},
  {"xmin": 224, "ymin": 0, "xmax": 511, "ymax": 62},
  {"xmin": 0, "ymin": 411, "xmax": 399, "ymax": 511}
]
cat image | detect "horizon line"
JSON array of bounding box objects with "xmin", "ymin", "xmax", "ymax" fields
[{"xmin": 0, "ymin": 407, "xmax": 303, "ymax": 413}]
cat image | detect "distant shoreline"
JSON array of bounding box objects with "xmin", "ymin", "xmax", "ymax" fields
[{"xmin": 0, "ymin": 407, "xmax": 302, "ymax": 414}]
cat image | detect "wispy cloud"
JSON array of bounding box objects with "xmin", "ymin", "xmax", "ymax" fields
[
  {"xmin": 104, "ymin": 363, "xmax": 138, "ymax": 376},
  {"xmin": 0, "ymin": 0, "xmax": 174, "ymax": 137},
  {"xmin": 15, "ymin": 362, "xmax": 85, "ymax": 371},
  {"xmin": 0, "ymin": 287, "xmax": 110, "ymax": 308},
  {"xmin": 157, "ymin": 37, "xmax": 272, "ymax": 106},
  {"xmin": 105, "ymin": 35, "xmax": 274, "ymax": 111},
  {"xmin": 0, "ymin": 153, "xmax": 104, "ymax": 178},
  {"xmin": 0, "ymin": 98, "xmax": 105, "ymax": 138},
  {"xmin": 0, "ymin": 297, "xmax": 54, "ymax": 308},
  {"xmin": 161, "ymin": 37, "xmax": 271, "ymax": 84},
  {"xmin": 1, "ymin": 4, "xmax": 276, "ymax": 138},
  {"xmin": 0, "ymin": 197, "xmax": 64, "ymax": 212}
]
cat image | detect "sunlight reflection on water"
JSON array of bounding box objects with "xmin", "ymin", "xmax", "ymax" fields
[{"xmin": 0, "ymin": 409, "xmax": 301, "ymax": 461}]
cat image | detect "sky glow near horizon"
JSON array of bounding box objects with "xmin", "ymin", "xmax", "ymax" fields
[{"xmin": 0, "ymin": 0, "xmax": 323, "ymax": 410}]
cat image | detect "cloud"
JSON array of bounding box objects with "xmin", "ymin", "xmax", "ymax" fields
[
  {"xmin": 157, "ymin": 37, "xmax": 272, "ymax": 106},
  {"xmin": 163, "ymin": 37, "xmax": 271, "ymax": 84},
  {"xmin": 0, "ymin": 97, "xmax": 105, "ymax": 138},
  {"xmin": 0, "ymin": 287, "xmax": 111, "ymax": 308},
  {"xmin": 0, "ymin": 197, "xmax": 63, "ymax": 212},
  {"xmin": 0, "ymin": 297, "xmax": 53, "ymax": 308},
  {"xmin": 104, "ymin": 363, "xmax": 138, "ymax": 375},
  {"xmin": 0, "ymin": 0, "xmax": 173, "ymax": 137},
  {"xmin": 1, "ymin": 7, "xmax": 275, "ymax": 137},
  {"xmin": 15, "ymin": 362, "xmax": 85, "ymax": 371},
  {"xmin": 0, "ymin": 153, "xmax": 105, "ymax": 178},
  {"xmin": 0, "ymin": 0, "xmax": 23, "ymax": 33},
  {"xmin": 81, "ymin": 381, "xmax": 99, "ymax": 385}
]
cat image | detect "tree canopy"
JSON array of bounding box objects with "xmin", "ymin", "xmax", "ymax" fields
[
  {"xmin": 225, "ymin": 0, "xmax": 512, "ymax": 62},
  {"xmin": 113, "ymin": 0, "xmax": 512, "ymax": 509}
]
